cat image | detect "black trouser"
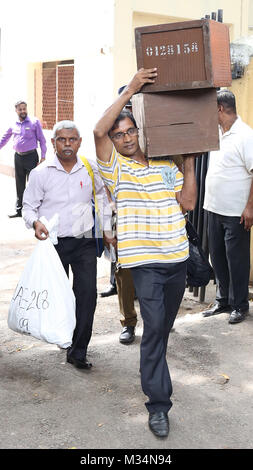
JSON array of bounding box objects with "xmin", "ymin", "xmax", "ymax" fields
[
  {"xmin": 207, "ymin": 211, "xmax": 250, "ymax": 311},
  {"xmin": 55, "ymin": 237, "xmax": 97, "ymax": 360},
  {"xmin": 14, "ymin": 150, "xmax": 38, "ymax": 211},
  {"xmin": 130, "ymin": 261, "xmax": 187, "ymax": 413}
]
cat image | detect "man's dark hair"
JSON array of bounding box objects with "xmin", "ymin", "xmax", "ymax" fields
[
  {"xmin": 15, "ymin": 100, "xmax": 27, "ymax": 108},
  {"xmin": 217, "ymin": 90, "xmax": 237, "ymax": 114},
  {"xmin": 109, "ymin": 110, "xmax": 137, "ymax": 134}
]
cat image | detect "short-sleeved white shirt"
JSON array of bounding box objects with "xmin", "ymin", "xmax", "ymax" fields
[{"xmin": 204, "ymin": 116, "xmax": 253, "ymax": 216}]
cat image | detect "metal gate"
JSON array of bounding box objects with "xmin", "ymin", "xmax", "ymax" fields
[{"xmin": 187, "ymin": 10, "xmax": 224, "ymax": 301}]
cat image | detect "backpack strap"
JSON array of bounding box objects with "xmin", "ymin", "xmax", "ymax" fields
[
  {"xmin": 80, "ymin": 156, "xmax": 99, "ymax": 215},
  {"xmin": 80, "ymin": 156, "xmax": 103, "ymax": 237}
]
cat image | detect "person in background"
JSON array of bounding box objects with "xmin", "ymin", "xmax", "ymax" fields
[
  {"xmin": 0, "ymin": 101, "xmax": 47, "ymax": 218},
  {"xmin": 101, "ymin": 86, "xmax": 138, "ymax": 345},
  {"xmin": 201, "ymin": 90, "xmax": 253, "ymax": 324},
  {"xmin": 103, "ymin": 185, "xmax": 138, "ymax": 344},
  {"xmin": 100, "ymin": 184, "xmax": 118, "ymax": 298}
]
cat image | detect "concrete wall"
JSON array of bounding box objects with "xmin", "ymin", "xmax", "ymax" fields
[
  {"xmin": 0, "ymin": 0, "xmax": 114, "ymax": 160},
  {"xmin": 0, "ymin": 0, "xmax": 252, "ymax": 155},
  {"xmin": 231, "ymin": 59, "xmax": 253, "ymax": 127},
  {"xmin": 249, "ymin": 0, "xmax": 253, "ymax": 29}
]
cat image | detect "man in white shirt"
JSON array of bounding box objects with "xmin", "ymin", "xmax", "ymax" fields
[
  {"xmin": 23, "ymin": 120, "xmax": 112, "ymax": 368},
  {"xmin": 202, "ymin": 90, "xmax": 253, "ymax": 324}
]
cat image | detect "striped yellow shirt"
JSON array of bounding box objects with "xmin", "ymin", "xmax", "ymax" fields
[{"xmin": 97, "ymin": 148, "xmax": 188, "ymax": 268}]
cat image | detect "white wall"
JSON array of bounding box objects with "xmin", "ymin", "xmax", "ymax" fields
[{"xmin": 0, "ymin": 0, "xmax": 115, "ymax": 161}]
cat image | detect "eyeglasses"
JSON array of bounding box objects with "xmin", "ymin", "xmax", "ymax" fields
[{"xmin": 111, "ymin": 127, "xmax": 139, "ymax": 141}]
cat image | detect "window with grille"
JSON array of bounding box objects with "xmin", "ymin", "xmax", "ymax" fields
[{"xmin": 36, "ymin": 60, "xmax": 74, "ymax": 130}]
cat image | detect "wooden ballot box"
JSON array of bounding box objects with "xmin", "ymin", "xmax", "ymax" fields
[
  {"xmin": 135, "ymin": 19, "xmax": 232, "ymax": 92},
  {"xmin": 132, "ymin": 88, "xmax": 219, "ymax": 158}
]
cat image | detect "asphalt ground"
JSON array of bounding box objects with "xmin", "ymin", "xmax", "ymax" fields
[{"xmin": 0, "ymin": 167, "xmax": 252, "ymax": 463}]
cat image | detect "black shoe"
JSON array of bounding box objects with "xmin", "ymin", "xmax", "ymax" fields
[
  {"xmin": 202, "ymin": 303, "xmax": 231, "ymax": 318},
  {"xmin": 67, "ymin": 356, "xmax": 93, "ymax": 369},
  {"xmin": 228, "ymin": 309, "xmax": 248, "ymax": 324},
  {"xmin": 119, "ymin": 326, "xmax": 135, "ymax": 344},
  {"xmin": 100, "ymin": 285, "xmax": 117, "ymax": 297},
  {"xmin": 8, "ymin": 211, "xmax": 22, "ymax": 218},
  {"xmin": 149, "ymin": 412, "xmax": 169, "ymax": 438}
]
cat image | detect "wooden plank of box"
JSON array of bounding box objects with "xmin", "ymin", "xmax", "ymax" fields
[
  {"xmin": 132, "ymin": 88, "xmax": 219, "ymax": 157},
  {"xmin": 135, "ymin": 19, "xmax": 232, "ymax": 92}
]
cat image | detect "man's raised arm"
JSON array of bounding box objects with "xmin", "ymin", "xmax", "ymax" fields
[
  {"xmin": 93, "ymin": 68, "xmax": 157, "ymax": 162},
  {"xmin": 176, "ymin": 156, "xmax": 198, "ymax": 212}
]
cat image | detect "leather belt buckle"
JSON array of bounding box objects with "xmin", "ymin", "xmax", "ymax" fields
[{"xmin": 17, "ymin": 149, "xmax": 36, "ymax": 156}]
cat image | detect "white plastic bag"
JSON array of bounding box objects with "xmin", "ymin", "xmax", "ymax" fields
[
  {"xmin": 8, "ymin": 216, "xmax": 76, "ymax": 348},
  {"xmin": 104, "ymin": 244, "xmax": 117, "ymax": 263},
  {"xmin": 39, "ymin": 213, "xmax": 59, "ymax": 245}
]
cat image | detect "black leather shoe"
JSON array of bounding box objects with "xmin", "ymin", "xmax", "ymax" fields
[
  {"xmin": 202, "ymin": 303, "xmax": 231, "ymax": 318},
  {"xmin": 119, "ymin": 326, "xmax": 135, "ymax": 344},
  {"xmin": 228, "ymin": 309, "xmax": 248, "ymax": 324},
  {"xmin": 67, "ymin": 356, "xmax": 93, "ymax": 369},
  {"xmin": 100, "ymin": 285, "xmax": 117, "ymax": 297},
  {"xmin": 8, "ymin": 211, "xmax": 22, "ymax": 218},
  {"xmin": 149, "ymin": 412, "xmax": 169, "ymax": 438}
]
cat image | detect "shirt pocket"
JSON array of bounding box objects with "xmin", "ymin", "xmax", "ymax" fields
[{"xmin": 24, "ymin": 126, "xmax": 34, "ymax": 138}]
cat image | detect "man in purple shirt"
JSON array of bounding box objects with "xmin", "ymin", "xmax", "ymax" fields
[{"xmin": 0, "ymin": 100, "xmax": 47, "ymax": 218}]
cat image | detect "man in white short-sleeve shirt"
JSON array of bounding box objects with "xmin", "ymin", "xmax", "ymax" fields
[{"xmin": 202, "ymin": 90, "xmax": 253, "ymax": 324}]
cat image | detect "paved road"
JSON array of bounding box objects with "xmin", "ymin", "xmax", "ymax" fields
[{"xmin": 0, "ymin": 172, "xmax": 253, "ymax": 453}]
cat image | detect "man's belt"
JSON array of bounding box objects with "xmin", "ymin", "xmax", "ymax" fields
[{"xmin": 16, "ymin": 149, "xmax": 37, "ymax": 156}]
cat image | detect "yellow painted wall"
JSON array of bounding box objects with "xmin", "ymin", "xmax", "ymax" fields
[
  {"xmin": 249, "ymin": 0, "xmax": 253, "ymax": 30},
  {"xmin": 27, "ymin": 63, "xmax": 43, "ymax": 122},
  {"xmin": 230, "ymin": 59, "xmax": 253, "ymax": 128}
]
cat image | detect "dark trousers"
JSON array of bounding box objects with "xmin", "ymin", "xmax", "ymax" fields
[
  {"xmin": 207, "ymin": 211, "xmax": 250, "ymax": 311},
  {"xmin": 55, "ymin": 237, "xmax": 97, "ymax": 360},
  {"xmin": 14, "ymin": 150, "xmax": 38, "ymax": 211},
  {"xmin": 130, "ymin": 261, "xmax": 187, "ymax": 413}
]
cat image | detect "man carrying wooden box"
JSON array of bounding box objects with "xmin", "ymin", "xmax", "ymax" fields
[{"xmin": 93, "ymin": 68, "xmax": 198, "ymax": 438}]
